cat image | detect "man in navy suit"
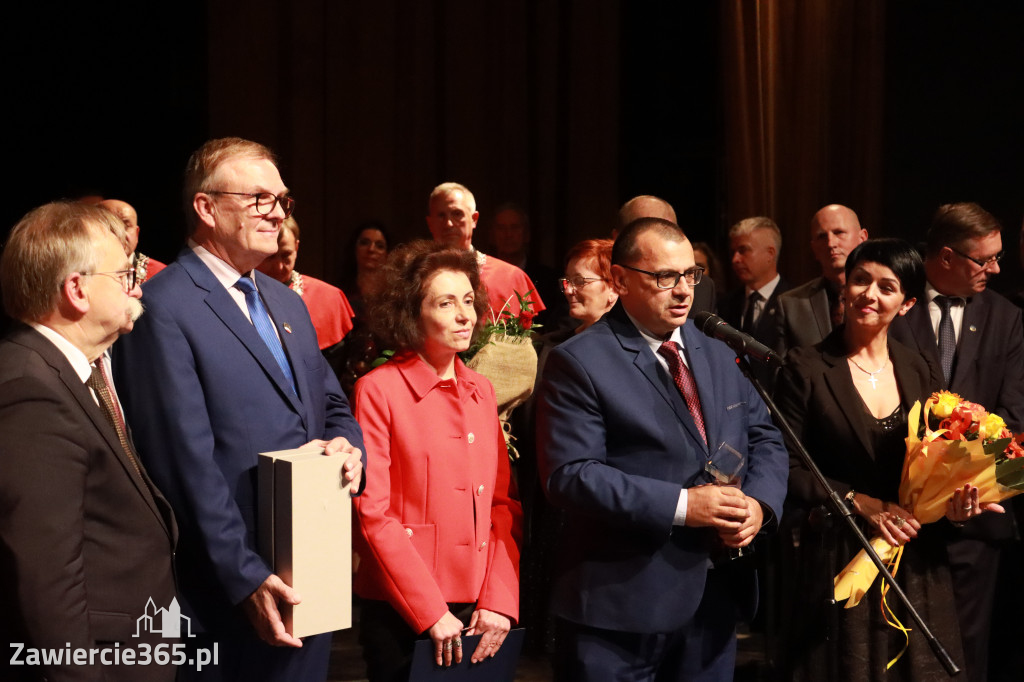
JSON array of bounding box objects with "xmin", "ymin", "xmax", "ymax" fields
[
  {"xmin": 889, "ymin": 202, "xmax": 1024, "ymax": 682},
  {"xmin": 114, "ymin": 138, "xmax": 365, "ymax": 681},
  {"xmin": 536, "ymin": 218, "xmax": 788, "ymax": 681}
]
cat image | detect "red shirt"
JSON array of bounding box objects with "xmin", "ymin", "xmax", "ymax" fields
[
  {"xmin": 288, "ymin": 272, "xmax": 355, "ymax": 349},
  {"xmin": 478, "ymin": 253, "xmax": 546, "ymax": 324},
  {"xmin": 352, "ymin": 351, "xmax": 522, "ymax": 632}
]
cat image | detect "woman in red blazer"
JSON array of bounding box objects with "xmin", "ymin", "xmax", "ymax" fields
[{"xmin": 352, "ymin": 240, "xmax": 522, "ymax": 682}]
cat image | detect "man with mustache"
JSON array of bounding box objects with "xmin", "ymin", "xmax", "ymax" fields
[{"xmin": 0, "ymin": 201, "xmax": 177, "ymax": 681}]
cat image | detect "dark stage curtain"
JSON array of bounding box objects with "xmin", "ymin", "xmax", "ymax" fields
[
  {"xmin": 205, "ymin": 0, "xmax": 621, "ymax": 282},
  {"xmin": 720, "ymin": 0, "xmax": 887, "ymax": 285}
]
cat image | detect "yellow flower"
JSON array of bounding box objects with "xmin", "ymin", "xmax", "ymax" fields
[
  {"xmin": 979, "ymin": 412, "xmax": 1007, "ymax": 440},
  {"xmin": 930, "ymin": 391, "xmax": 962, "ymax": 419}
]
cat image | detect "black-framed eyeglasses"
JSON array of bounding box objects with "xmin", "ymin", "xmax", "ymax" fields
[
  {"xmin": 79, "ymin": 268, "xmax": 137, "ymax": 292},
  {"xmin": 950, "ymin": 247, "xmax": 1003, "ymax": 269},
  {"xmin": 208, "ymin": 191, "xmax": 295, "ymax": 218},
  {"xmin": 559, "ymin": 275, "xmax": 606, "ymax": 293},
  {"xmin": 620, "ymin": 264, "xmax": 703, "ymax": 289}
]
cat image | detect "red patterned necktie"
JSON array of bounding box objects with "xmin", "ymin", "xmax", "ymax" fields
[{"xmin": 657, "ymin": 340, "xmax": 707, "ymax": 444}]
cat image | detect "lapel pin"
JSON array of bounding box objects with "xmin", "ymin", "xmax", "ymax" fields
[
  {"xmin": 283, "ymin": 323, "xmax": 293, "ymax": 334},
  {"xmin": 968, "ymin": 325, "xmax": 977, "ymax": 332}
]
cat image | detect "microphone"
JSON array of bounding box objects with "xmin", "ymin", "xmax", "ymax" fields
[{"xmin": 690, "ymin": 311, "xmax": 783, "ymax": 367}]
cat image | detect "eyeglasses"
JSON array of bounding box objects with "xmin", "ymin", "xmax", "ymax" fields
[
  {"xmin": 80, "ymin": 268, "xmax": 137, "ymax": 292},
  {"xmin": 620, "ymin": 264, "xmax": 703, "ymax": 289},
  {"xmin": 208, "ymin": 191, "xmax": 295, "ymax": 218},
  {"xmin": 950, "ymin": 247, "xmax": 1003, "ymax": 269},
  {"xmin": 559, "ymin": 276, "xmax": 606, "ymax": 293}
]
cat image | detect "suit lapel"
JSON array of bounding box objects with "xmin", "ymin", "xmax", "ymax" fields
[
  {"xmin": 681, "ymin": 322, "xmax": 714, "ymax": 454},
  {"xmin": 258, "ymin": 272, "xmax": 312, "ymax": 430},
  {"xmin": 13, "ymin": 326, "xmax": 174, "ymax": 539},
  {"xmin": 952, "ymin": 294, "xmax": 986, "ymax": 388},
  {"xmin": 810, "ymin": 280, "xmax": 833, "ymax": 342},
  {"xmin": 901, "ymin": 303, "xmax": 943, "ymax": 382},
  {"xmin": 607, "ymin": 306, "xmax": 702, "ymax": 446},
  {"xmin": 820, "ymin": 342, "xmax": 876, "ymax": 460},
  {"xmin": 180, "ymin": 252, "xmax": 306, "ymax": 421},
  {"xmin": 753, "ymin": 278, "xmax": 787, "ymax": 341},
  {"xmin": 890, "ymin": 342, "xmax": 928, "ymax": 414}
]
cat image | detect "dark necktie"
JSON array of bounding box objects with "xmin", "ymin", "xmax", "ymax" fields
[
  {"xmin": 741, "ymin": 291, "xmax": 762, "ymax": 333},
  {"xmin": 935, "ymin": 295, "xmax": 958, "ymax": 385},
  {"xmin": 87, "ymin": 361, "xmax": 144, "ymax": 481},
  {"xmin": 829, "ymin": 289, "xmax": 845, "ymax": 328},
  {"xmin": 657, "ymin": 341, "xmax": 707, "ymax": 444},
  {"xmin": 235, "ymin": 276, "xmax": 296, "ymax": 393}
]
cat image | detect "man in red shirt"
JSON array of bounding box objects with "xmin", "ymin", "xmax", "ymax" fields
[
  {"xmin": 426, "ymin": 182, "xmax": 545, "ymax": 325},
  {"xmin": 257, "ymin": 216, "xmax": 354, "ymax": 351}
]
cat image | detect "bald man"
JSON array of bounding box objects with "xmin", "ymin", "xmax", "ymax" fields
[
  {"xmin": 775, "ymin": 204, "xmax": 867, "ymax": 356},
  {"xmin": 617, "ymin": 195, "xmax": 716, "ymax": 315},
  {"xmin": 98, "ymin": 199, "xmax": 166, "ymax": 284}
]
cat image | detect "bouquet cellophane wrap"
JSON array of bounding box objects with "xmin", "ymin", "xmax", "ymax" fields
[
  {"xmin": 833, "ymin": 400, "xmax": 1022, "ymax": 607},
  {"xmin": 465, "ymin": 333, "xmax": 538, "ymax": 458}
]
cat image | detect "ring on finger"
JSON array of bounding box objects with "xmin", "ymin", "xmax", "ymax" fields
[
  {"xmin": 962, "ymin": 504, "xmax": 973, "ymax": 511},
  {"xmin": 453, "ymin": 639, "xmax": 462, "ymax": 649},
  {"xmin": 443, "ymin": 642, "xmax": 453, "ymax": 651},
  {"xmin": 893, "ymin": 516, "xmax": 906, "ymax": 529}
]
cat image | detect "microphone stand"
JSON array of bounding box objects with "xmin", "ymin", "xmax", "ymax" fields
[{"xmin": 733, "ymin": 353, "xmax": 960, "ymax": 677}]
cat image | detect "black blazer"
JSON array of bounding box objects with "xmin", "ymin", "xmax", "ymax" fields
[
  {"xmin": 0, "ymin": 325, "xmax": 177, "ymax": 682},
  {"xmin": 775, "ymin": 276, "xmax": 833, "ymax": 358},
  {"xmin": 889, "ymin": 287, "xmax": 1024, "ymax": 542},
  {"xmin": 719, "ymin": 277, "xmax": 791, "ymax": 391},
  {"xmin": 775, "ymin": 329, "xmax": 941, "ymax": 507}
]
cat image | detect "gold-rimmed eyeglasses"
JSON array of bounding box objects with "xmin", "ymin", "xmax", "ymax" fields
[{"xmin": 79, "ymin": 268, "xmax": 137, "ymax": 292}]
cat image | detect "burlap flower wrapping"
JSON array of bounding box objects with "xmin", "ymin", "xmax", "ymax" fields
[{"xmin": 465, "ymin": 333, "xmax": 538, "ymax": 460}]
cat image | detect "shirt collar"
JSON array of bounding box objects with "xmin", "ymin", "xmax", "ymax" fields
[
  {"xmin": 623, "ymin": 309, "xmax": 684, "ymax": 354},
  {"xmin": 925, "ymin": 281, "xmax": 966, "ymax": 306},
  {"xmin": 395, "ymin": 351, "xmax": 483, "ymax": 402},
  {"xmin": 29, "ymin": 322, "xmax": 92, "ymax": 382},
  {"xmin": 747, "ymin": 273, "xmax": 781, "ymax": 300},
  {"xmin": 189, "ymin": 240, "xmax": 251, "ymax": 291}
]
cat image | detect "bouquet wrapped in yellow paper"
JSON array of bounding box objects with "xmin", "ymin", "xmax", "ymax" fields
[{"xmin": 834, "ymin": 392, "xmax": 1024, "ymax": 607}]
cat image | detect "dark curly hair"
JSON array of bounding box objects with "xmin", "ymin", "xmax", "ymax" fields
[{"xmin": 368, "ymin": 240, "xmax": 489, "ymax": 351}]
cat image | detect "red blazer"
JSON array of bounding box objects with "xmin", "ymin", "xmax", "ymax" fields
[{"xmin": 352, "ymin": 351, "xmax": 522, "ymax": 633}]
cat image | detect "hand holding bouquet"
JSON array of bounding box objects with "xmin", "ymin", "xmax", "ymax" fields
[{"xmin": 834, "ymin": 391, "xmax": 1024, "ymax": 607}]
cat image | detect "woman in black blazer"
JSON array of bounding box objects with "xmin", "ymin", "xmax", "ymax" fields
[{"xmin": 776, "ymin": 239, "xmax": 969, "ymax": 681}]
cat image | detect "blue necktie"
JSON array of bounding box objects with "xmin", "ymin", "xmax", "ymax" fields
[
  {"xmin": 935, "ymin": 295, "xmax": 958, "ymax": 386},
  {"xmin": 235, "ymin": 276, "xmax": 296, "ymax": 393}
]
